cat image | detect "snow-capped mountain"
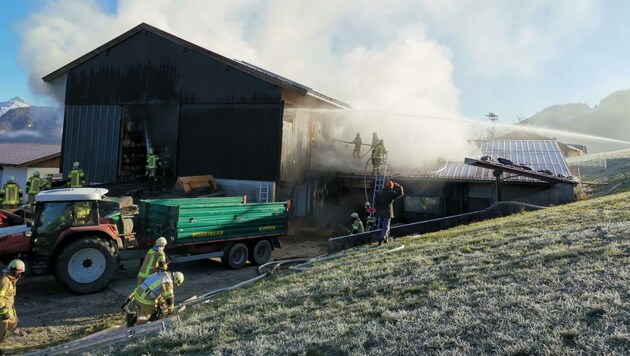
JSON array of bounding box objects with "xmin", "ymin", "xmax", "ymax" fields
[{"xmin": 0, "ymin": 96, "xmax": 30, "ymax": 118}]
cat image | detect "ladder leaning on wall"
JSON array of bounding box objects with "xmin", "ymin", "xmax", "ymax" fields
[{"xmin": 370, "ymin": 154, "xmax": 389, "ymax": 229}]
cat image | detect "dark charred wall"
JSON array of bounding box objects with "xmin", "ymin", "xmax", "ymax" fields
[
  {"xmin": 64, "ymin": 31, "xmax": 282, "ymax": 105},
  {"xmin": 62, "ymin": 105, "xmax": 121, "ymax": 183},
  {"xmin": 178, "ymin": 104, "xmax": 283, "ymax": 181},
  {"xmin": 59, "ymin": 30, "xmax": 288, "ymax": 182}
]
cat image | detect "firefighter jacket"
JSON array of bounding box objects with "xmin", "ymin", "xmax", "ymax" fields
[
  {"xmin": 137, "ymin": 248, "xmax": 168, "ymax": 281},
  {"xmin": 0, "ymin": 274, "xmax": 18, "ymax": 319},
  {"xmin": 352, "ymin": 219, "xmax": 365, "ymax": 234},
  {"xmin": 371, "ymin": 143, "xmax": 387, "ymax": 159},
  {"xmin": 68, "ymin": 169, "xmax": 86, "ymax": 188},
  {"xmin": 133, "ymin": 272, "xmax": 175, "ymax": 312},
  {"xmin": 26, "ymin": 176, "xmax": 45, "ymax": 195},
  {"xmin": 352, "ymin": 137, "xmax": 362, "ymax": 150},
  {"xmin": 375, "ymin": 185, "xmax": 404, "ymax": 219},
  {"xmin": 146, "ymin": 154, "xmax": 159, "ymax": 170},
  {"xmin": 0, "ymin": 183, "xmax": 23, "ymax": 206}
]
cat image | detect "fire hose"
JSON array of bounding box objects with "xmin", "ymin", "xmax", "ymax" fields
[{"xmin": 23, "ymin": 244, "xmax": 404, "ymax": 355}]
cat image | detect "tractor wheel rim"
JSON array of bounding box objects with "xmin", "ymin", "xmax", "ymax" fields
[{"xmin": 68, "ymin": 248, "xmax": 106, "ymax": 283}]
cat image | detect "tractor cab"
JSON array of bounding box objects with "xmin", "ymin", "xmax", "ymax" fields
[{"xmin": 31, "ymin": 188, "xmax": 112, "ymax": 258}]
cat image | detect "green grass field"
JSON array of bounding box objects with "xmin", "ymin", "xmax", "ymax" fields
[{"xmin": 102, "ymin": 189, "xmax": 630, "ymax": 355}]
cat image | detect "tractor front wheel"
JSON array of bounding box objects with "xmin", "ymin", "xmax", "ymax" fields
[{"xmin": 55, "ymin": 236, "xmax": 118, "ymax": 294}]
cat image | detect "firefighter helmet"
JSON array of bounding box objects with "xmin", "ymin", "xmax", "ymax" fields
[
  {"xmin": 155, "ymin": 236, "xmax": 167, "ymax": 248},
  {"xmin": 350, "ymin": 212, "xmax": 359, "ymax": 219},
  {"xmin": 148, "ymin": 147, "xmax": 154, "ymax": 155},
  {"xmin": 379, "ymin": 139, "xmax": 384, "ymax": 145},
  {"xmin": 73, "ymin": 161, "xmax": 80, "ymax": 169},
  {"xmin": 33, "ymin": 171, "xmax": 40, "ymax": 177},
  {"xmin": 385, "ymin": 180, "xmax": 394, "ymax": 189},
  {"xmin": 172, "ymin": 271, "xmax": 184, "ymax": 286},
  {"xmin": 8, "ymin": 259, "xmax": 25, "ymax": 272},
  {"xmin": 7, "ymin": 176, "xmax": 15, "ymax": 183},
  {"xmin": 364, "ymin": 201, "xmax": 371, "ymax": 209}
]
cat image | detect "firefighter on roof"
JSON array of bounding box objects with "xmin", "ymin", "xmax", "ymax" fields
[
  {"xmin": 137, "ymin": 237, "xmax": 169, "ymax": 285},
  {"xmin": 26, "ymin": 171, "xmax": 44, "ymax": 204},
  {"xmin": 67, "ymin": 161, "xmax": 86, "ymax": 188},
  {"xmin": 121, "ymin": 270, "xmax": 184, "ymax": 327},
  {"xmin": 0, "ymin": 259, "xmax": 25, "ymax": 354},
  {"xmin": 352, "ymin": 133, "xmax": 362, "ymax": 160},
  {"xmin": 0, "ymin": 177, "xmax": 23, "ymax": 209}
]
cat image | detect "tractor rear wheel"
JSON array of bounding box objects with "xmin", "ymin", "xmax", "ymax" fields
[{"xmin": 55, "ymin": 236, "xmax": 118, "ymax": 294}]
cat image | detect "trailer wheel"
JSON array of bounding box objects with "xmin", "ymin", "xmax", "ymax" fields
[
  {"xmin": 222, "ymin": 243, "xmax": 248, "ymax": 269},
  {"xmin": 248, "ymin": 239, "xmax": 272, "ymax": 265},
  {"xmin": 55, "ymin": 236, "xmax": 118, "ymax": 294}
]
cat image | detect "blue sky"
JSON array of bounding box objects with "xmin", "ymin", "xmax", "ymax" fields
[{"xmin": 3, "ymin": 1, "xmax": 630, "ymax": 124}]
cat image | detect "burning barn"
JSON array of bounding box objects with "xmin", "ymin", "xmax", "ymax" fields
[
  {"xmin": 42, "ymin": 23, "xmax": 348, "ymax": 212},
  {"xmin": 329, "ymin": 140, "xmax": 577, "ymax": 224}
]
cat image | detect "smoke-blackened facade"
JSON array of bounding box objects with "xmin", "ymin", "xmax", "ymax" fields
[{"xmin": 44, "ymin": 23, "xmax": 348, "ymax": 189}]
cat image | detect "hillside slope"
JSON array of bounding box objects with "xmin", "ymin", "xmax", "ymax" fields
[{"xmin": 111, "ymin": 192, "xmax": 630, "ymax": 355}]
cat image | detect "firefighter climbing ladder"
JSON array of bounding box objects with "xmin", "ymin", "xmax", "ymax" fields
[{"xmin": 370, "ymin": 154, "xmax": 389, "ymax": 229}]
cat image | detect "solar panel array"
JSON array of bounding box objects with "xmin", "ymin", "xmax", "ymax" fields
[{"xmin": 393, "ymin": 140, "xmax": 571, "ymax": 183}]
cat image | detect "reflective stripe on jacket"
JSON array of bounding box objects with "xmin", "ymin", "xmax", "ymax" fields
[
  {"xmin": 27, "ymin": 176, "xmax": 44, "ymax": 195},
  {"xmin": 1, "ymin": 183, "xmax": 22, "ymax": 205},
  {"xmin": 137, "ymin": 248, "xmax": 167, "ymax": 279},
  {"xmin": 69, "ymin": 169, "xmax": 85, "ymax": 187},
  {"xmin": 0, "ymin": 275, "xmax": 17, "ymax": 318},
  {"xmin": 147, "ymin": 154, "xmax": 158, "ymax": 169},
  {"xmin": 134, "ymin": 272, "xmax": 173, "ymax": 306}
]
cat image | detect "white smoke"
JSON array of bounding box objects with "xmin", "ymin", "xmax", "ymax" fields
[{"xmin": 18, "ymin": 1, "xmax": 601, "ymax": 171}]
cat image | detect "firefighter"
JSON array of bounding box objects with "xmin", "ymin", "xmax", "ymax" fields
[
  {"xmin": 67, "ymin": 162, "xmax": 86, "ymax": 188},
  {"xmin": 137, "ymin": 237, "xmax": 168, "ymax": 285},
  {"xmin": 374, "ymin": 180, "xmax": 404, "ymax": 245},
  {"xmin": 121, "ymin": 270, "xmax": 184, "ymax": 327},
  {"xmin": 26, "ymin": 171, "xmax": 44, "ymax": 204},
  {"xmin": 364, "ymin": 202, "xmax": 377, "ymax": 231},
  {"xmin": 371, "ymin": 132, "xmax": 379, "ymax": 149},
  {"xmin": 146, "ymin": 148, "xmax": 160, "ymax": 178},
  {"xmin": 350, "ymin": 212, "xmax": 364, "ymax": 234},
  {"xmin": 43, "ymin": 176, "xmax": 53, "ymax": 190},
  {"xmin": 0, "ymin": 259, "xmax": 25, "ymax": 354},
  {"xmin": 0, "ymin": 177, "xmax": 23, "ymax": 209},
  {"xmin": 371, "ymin": 139, "xmax": 387, "ymax": 175},
  {"xmin": 351, "ymin": 133, "xmax": 362, "ymax": 160}
]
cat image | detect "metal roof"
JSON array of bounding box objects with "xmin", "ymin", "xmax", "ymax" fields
[
  {"xmin": 0, "ymin": 143, "xmax": 61, "ymax": 166},
  {"xmin": 392, "ymin": 140, "xmax": 572, "ymax": 184},
  {"xmin": 42, "ymin": 23, "xmax": 350, "ymax": 109}
]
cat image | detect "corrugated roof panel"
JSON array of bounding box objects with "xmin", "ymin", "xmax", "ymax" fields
[{"xmin": 389, "ymin": 140, "xmax": 570, "ymax": 183}]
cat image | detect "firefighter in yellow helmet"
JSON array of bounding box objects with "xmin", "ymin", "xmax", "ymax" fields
[
  {"xmin": 67, "ymin": 161, "xmax": 86, "ymax": 188},
  {"xmin": 0, "ymin": 259, "xmax": 25, "ymax": 354},
  {"xmin": 121, "ymin": 271, "xmax": 184, "ymax": 327},
  {"xmin": 26, "ymin": 171, "xmax": 44, "ymax": 204},
  {"xmin": 137, "ymin": 237, "xmax": 168, "ymax": 285},
  {"xmin": 0, "ymin": 177, "xmax": 23, "ymax": 210}
]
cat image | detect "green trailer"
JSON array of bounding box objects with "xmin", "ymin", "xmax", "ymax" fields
[{"xmin": 134, "ymin": 196, "xmax": 289, "ymax": 268}]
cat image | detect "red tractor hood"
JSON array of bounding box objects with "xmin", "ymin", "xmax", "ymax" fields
[{"xmin": 0, "ymin": 225, "xmax": 32, "ymax": 256}]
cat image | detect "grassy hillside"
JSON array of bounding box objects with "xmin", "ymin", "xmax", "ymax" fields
[{"xmin": 108, "ymin": 192, "xmax": 630, "ymax": 355}]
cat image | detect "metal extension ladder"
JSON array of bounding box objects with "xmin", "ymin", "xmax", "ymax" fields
[
  {"xmin": 258, "ymin": 182, "xmax": 271, "ymax": 203},
  {"xmin": 370, "ymin": 155, "xmax": 389, "ymax": 229}
]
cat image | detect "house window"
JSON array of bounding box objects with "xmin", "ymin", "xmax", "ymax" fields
[{"xmin": 404, "ymin": 196, "xmax": 441, "ymax": 214}]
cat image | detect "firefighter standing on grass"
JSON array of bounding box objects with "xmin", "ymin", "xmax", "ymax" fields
[
  {"xmin": 121, "ymin": 271, "xmax": 184, "ymax": 327},
  {"xmin": 0, "ymin": 259, "xmax": 25, "ymax": 355},
  {"xmin": 67, "ymin": 162, "xmax": 86, "ymax": 188},
  {"xmin": 0, "ymin": 177, "xmax": 23, "ymax": 209},
  {"xmin": 26, "ymin": 171, "xmax": 44, "ymax": 204},
  {"xmin": 137, "ymin": 237, "xmax": 169, "ymax": 285}
]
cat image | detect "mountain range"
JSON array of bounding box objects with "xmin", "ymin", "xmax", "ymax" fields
[{"xmin": 0, "ymin": 97, "xmax": 63, "ymax": 144}]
